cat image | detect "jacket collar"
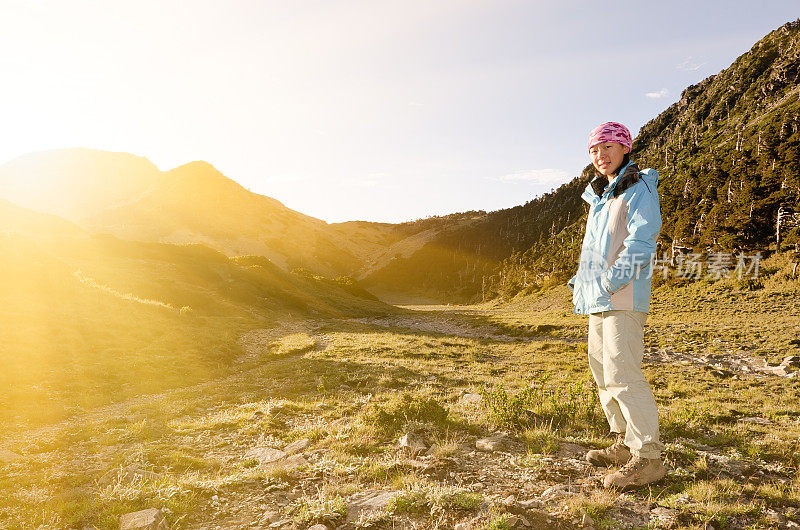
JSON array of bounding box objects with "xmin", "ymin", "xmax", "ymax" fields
[{"xmin": 581, "ymin": 160, "xmax": 636, "ymax": 204}]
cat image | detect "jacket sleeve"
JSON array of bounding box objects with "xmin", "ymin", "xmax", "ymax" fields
[{"xmin": 601, "ymin": 169, "xmax": 661, "ymax": 294}]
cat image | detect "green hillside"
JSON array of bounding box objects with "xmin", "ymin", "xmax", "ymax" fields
[
  {"xmin": 636, "ymin": 19, "xmax": 800, "ymax": 251},
  {"xmin": 363, "ymin": 19, "xmax": 800, "ymax": 303}
]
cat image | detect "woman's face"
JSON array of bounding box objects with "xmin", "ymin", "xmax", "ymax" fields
[{"xmin": 589, "ymin": 142, "xmax": 630, "ymax": 176}]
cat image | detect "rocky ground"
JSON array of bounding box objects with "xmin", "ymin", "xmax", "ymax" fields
[
  {"xmin": 181, "ymin": 315, "xmax": 800, "ymax": 529},
  {"xmin": 4, "ymin": 297, "xmax": 800, "ymax": 529}
]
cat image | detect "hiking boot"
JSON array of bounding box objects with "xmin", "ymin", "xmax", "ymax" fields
[
  {"xmin": 586, "ymin": 434, "xmax": 631, "ymax": 467},
  {"xmin": 602, "ymin": 456, "xmax": 666, "ymax": 490}
]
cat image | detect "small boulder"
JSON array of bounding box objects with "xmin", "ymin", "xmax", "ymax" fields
[
  {"xmin": 284, "ymin": 437, "xmax": 311, "ymax": 455},
  {"xmin": 505, "ymin": 515, "xmax": 522, "ymax": 528},
  {"xmin": 244, "ymin": 446, "xmax": 287, "ymax": 465},
  {"xmin": 459, "ymin": 393, "xmax": 483, "ymax": 405},
  {"xmin": 765, "ymin": 510, "xmax": 787, "ymax": 525},
  {"xmin": 345, "ymin": 490, "xmax": 395, "ymax": 523},
  {"xmin": 557, "ymin": 442, "xmax": 587, "ymax": 459},
  {"xmin": 476, "ymin": 433, "xmax": 513, "ymax": 452},
  {"xmin": 517, "ymin": 499, "xmax": 543, "ymax": 510},
  {"xmin": 782, "ymin": 355, "xmax": 800, "ymax": 367},
  {"xmin": 649, "ymin": 506, "xmax": 680, "ymax": 527},
  {"xmin": 279, "ymin": 454, "xmax": 308, "ymax": 470},
  {"xmin": 398, "ymin": 433, "xmax": 428, "ymax": 457},
  {"xmin": 119, "ymin": 508, "xmax": 168, "ymax": 530},
  {"xmin": 738, "ymin": 416, "xmax": 772, "ymax": 425},
  {"xmin": 540, "ymin": 485, "xmax": 567, "ymax": 500}
]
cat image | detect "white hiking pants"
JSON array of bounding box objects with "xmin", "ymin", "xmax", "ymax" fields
[{"xmin": 588, "ymin": 310, "xmax": 664, "ymax": 459}]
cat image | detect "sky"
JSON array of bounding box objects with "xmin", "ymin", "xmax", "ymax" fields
[{"xmin": 1, "ymin": 1, "xmax": 798, "ymax": 223}]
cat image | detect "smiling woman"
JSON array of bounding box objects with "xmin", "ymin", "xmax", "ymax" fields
[{"xmin": 568, "ymin": 121, "xmax": 666, "ymax": 490}]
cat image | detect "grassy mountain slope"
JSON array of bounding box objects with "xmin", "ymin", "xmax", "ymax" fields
[
  {"xmin": 369, "ymin": 19, "xmax": 800, "ymax": 303},
  {"xmin": 0, "ymin": 198, "xmax": 84, "ymax": 236},
  {"xmin": 0, "ymin": 150, "xmax": 465, "ymax": 283},
  {"xmin": 83, "ymin": 160, "xmax": 367, "ymax": 276},
  {"xmin": 0, "ymin": 202, "xmax": 396, "ymax": 435},
  {"xmin": 360, "ymin": 175, "xmax": 590, "ymax": 302},
  {"xmin": 636, "ymin": 19, "xmax": 800, "ymax": 250}
]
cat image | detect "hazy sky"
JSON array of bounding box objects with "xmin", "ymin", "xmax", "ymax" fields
[{"xmin": 1, "ymin": 1, "xmax": 797, "ymax": 223}]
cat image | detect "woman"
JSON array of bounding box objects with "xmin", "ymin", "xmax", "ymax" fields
[{"xmin": 568, "ymin": 122, "xmax": 665, "ymax": 490}]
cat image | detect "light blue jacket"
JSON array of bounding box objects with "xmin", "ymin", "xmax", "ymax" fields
[{"xmin": 568, "ymin": 161, "xmax": 661, "ymax": 315}]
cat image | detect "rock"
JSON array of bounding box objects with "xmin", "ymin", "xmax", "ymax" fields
[
  {"xmin": 99, "ymin": 467, "xmax": 163, "ymax": 487},
  {"xmin": 476, "ymin": 433, "xmax": 513, "ymax": 452},
  {"xmin": 782, "ymin": 355, "xmax": 800, "ymax": 367},
  {"xmin": 557, "ymin": 442, "xmax": 587, "ymax": 459},
  {"xmin": 278, "ymin": 454, "xmax": 308, "ymax": 470},
  {"xmin": 244, "ymin": 446, "xmax": 287, "ymax": 465},
  {"xmin": 0, "ymin": 449, "xmax": 20, "ymax": 463},
  {"xmin": 581, "ymin": 513, "xmax": 594, "ymax": 527},
  {"xmin": 650, "ymin": 506, "xmax": 680, "ymax": 527},
  {"xmin": 707, "ymin": 368, "xmax": 733, "ymax": 378},
  {"xmin": 260, "ymin": 511, "xmax": 282, "ymax": 524},
  {"xmin": 345, "ymin": 490, "xmax": 396, "ymax": 523},
  {"xmin": 268, "ymin": 518, "xmax": 292, "ymax": 528},
  {"xmin": 517, "ymin": 499, "xmax": 543, "ymax": 510},
  {"xmin": 425, "ymin": 444, "xmax": 440, "ymax": 456},
  {"xmin": 284, "ymin": 437, "xmax": 311, "ymax": 455},
  {"xmin": 398, "ymin": 433, "xmax": 428, "ymax": 457},
  {"xmin": 765, "ymin": 510, "xmax": 787, "ymax": 525},
  {"xmin": 505, "ymin": 515, "xmax": 522, "ymax": 528},
  {"xmin": 540, "ymin": 485, "xmax": 567, "ymax": 500},
  {"xmin": 738, "ymin": 416, "xmax": 772, "ymax": 425},
  {"xmin": 460, "ymin": 393, "xmax": 483, "ymax": 405},
  {"xmin": 307, "ymin": 525, "xmax": 328, "ymax": 530},
  {"xmin": 119, "ymin": 508, "xmax": 168, "ymax": 530}
]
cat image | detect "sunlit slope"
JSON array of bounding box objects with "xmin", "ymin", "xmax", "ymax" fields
[
  {"xmin": 0, "ymin": 227, "xmax": 394, "ymax": 433},
  {"xmin": 0, "ymin": 148, "xmax": 162, "ymax": 221},
  {"xmin": 0, "ymin": 148, "xmax": 485, "ymax": 291},
  {"xmin": 83, "ymin": 161, "xmax": 358, "ymax": 274},
  {"xmin": 0, "ymin": 198, "xmax": 84, "ymax": 236}
]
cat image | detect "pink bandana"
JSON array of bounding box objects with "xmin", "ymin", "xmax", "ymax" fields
[{"xmin": 587, "ymin": 122, "xmax": 632, "ymax": 151}]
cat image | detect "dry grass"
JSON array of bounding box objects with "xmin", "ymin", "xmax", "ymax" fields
[{"xmin": 2, "ymin": 252, "xmax": 800, "ymax": 527}]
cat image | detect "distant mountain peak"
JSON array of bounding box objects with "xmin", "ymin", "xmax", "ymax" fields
[
  {"xmin": 0, "ymin": 148, "xmax": 162, "ymax": 220},
  {"xmin": 169, "ymin": 160, "xmax": 223, "ymax": 175},
  {"xmin": 162, "ymin": 160, "xmax": 252, "ymax": 198}
]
